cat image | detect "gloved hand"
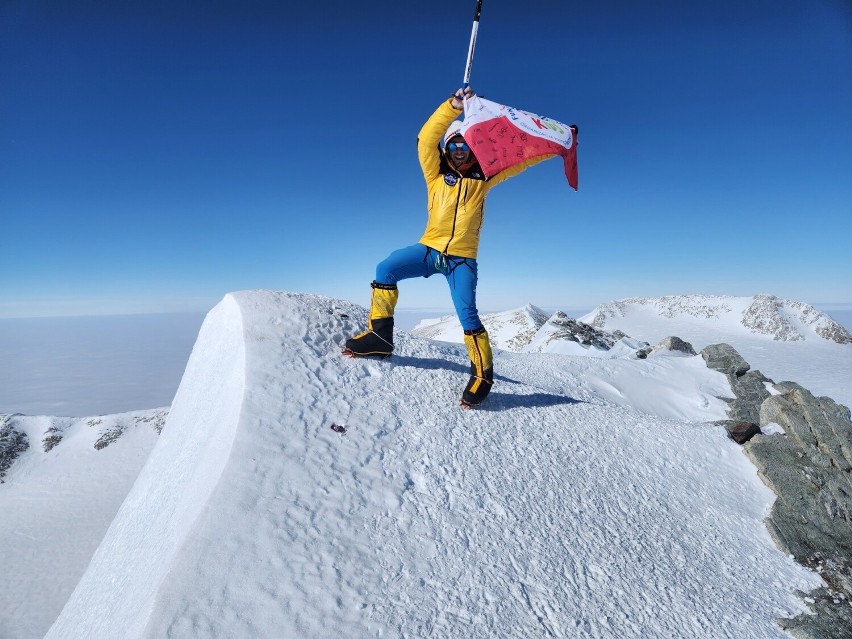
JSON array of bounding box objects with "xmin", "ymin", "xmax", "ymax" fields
[{"xmin": 450, "ymin": 86, "xmax": 475, "ymax": 110}]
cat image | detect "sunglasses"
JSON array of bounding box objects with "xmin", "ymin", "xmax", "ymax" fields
[{"xmin": 447, "ymin": 142, "xmax": 470, "ymax": 152}]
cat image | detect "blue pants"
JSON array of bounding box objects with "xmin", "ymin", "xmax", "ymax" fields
[{"xmin": 376, "ymin": 243, "xmax": 483, "ymax": 332}]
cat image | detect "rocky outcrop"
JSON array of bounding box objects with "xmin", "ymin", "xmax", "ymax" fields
[
  {"xmin": 700, "ymin": 342, "xmax": 751, "ymax": 376},
  {"xmin": 650, "ymin": 336, "xmax": 696, "ymax": 356},
  {"xmin": 745, "ymin": 386, "xmax": 852, "ymax": 639},
  {"xmin": 0, "ymin": 415, "xmax": 29, "ymax": 483},
  {"xmin": 699, "ymin": 342, "xmax": 852, "ymax": 636},
  {"xmin": 699, "ymin": 343, "xmax": 770, "ymax": 443},
  {"xmin": 0, "ymin": 410, "xmax": 168, "ymax": 481},
  {"xmin": 525, "ymin": 311, "xmax": 627, "ymax": 353}
]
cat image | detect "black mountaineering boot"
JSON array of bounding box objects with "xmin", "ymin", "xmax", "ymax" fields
[
  {"xmin": 344, "ymin": 316, "xmax": 394, "ymax": 357},
  {"xmin": 460, "ymin": 327, "xmax": 494, "ymax": 408},
  {"xmin": 343, "ymin": 282, "xmax": 398, "ymax": 358}
]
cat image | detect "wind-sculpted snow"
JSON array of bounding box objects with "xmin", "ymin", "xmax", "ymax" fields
[
  {"xmin": 44, "ymin": 291, "xmax": 820, "ymax": 639},
  {"xmin": 45, "ymin": 294, "xmax": 246, "ymax": 639}
]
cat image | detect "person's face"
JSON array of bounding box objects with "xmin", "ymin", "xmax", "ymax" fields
[{"xmin": 447, "ymin": 136, "xmax": 471, "ymax": 168}]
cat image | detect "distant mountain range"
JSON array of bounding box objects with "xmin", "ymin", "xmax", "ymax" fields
[
  {"xmin": 412, "ymin": 295, "xmax": 852, "ymax": 354},
  {"xmin": 582, "ymin": 294, "xmax": 852, "ymax": 344}
]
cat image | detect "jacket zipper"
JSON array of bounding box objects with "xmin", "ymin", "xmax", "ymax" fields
[{"xmin": 443, "ymin": 176, "xmax": 464, "ymax": 255}]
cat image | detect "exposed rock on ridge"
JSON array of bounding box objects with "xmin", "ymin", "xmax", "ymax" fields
[
  {"xmin": 742, "ymin": 294, "xmax": 852, "ymax": 343},
  {"xmin": 523, "ymin": 311, "xmax": 627, "ymax": 353},
  {"xmin": 0, "ymin": 410, "xmax": 168, "ymax": 482},
  {"xmin": 0, "ymin": 415, "xmax": 29, "ymax": 483},
  {"xmin": 699, "ymin": 342, "xmax": 852, "ymax": 638},
  {"xmin": 700, "ymin": 342, "xmax": 771, "ymax": 443},
  {"xmin": 587, "ymin": 294, "xmax": 735, "ymax": 323},
  {"xmin": 649, "ymin": 336, "xmax": 696, "ymax": 356},
  {"xmin": 747, "ymin": 386, "xmax": 852, "ymax": 639}
]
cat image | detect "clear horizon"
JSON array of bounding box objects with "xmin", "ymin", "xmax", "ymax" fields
[
  {"xmin": 2, "ymin": 0, "xmax": 850, "ymax": 317},
  {"xmin": 1, "ymin": 298, "xmax": 851, "ymax": 321}
]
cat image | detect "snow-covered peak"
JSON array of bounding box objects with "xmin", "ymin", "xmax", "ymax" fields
[
  {"xmin": 38, "ymin": 290, "xmax": 820, "ymax": 638},
  {"xmin": 412, "ymin": 305, "xmax": 637, "ymax": 357},
  {"xmin": 411, "ymin": 303, "xmax": 551, "ymax": 350},
  {"xmin": 582, "ymin": 294, "xmax": 852, "ymax": 344},
  {"xmin": 522, "ymin": 310, "xmax": 636, "ymax": 356},
  {"xmin": 741, "ymin": 294, "xmax": 852, "ymax": 343}
]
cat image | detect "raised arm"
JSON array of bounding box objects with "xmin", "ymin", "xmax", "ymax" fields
[{"xmin": 417, "ymin": 88, "xmax": 473, "ymax": 182}]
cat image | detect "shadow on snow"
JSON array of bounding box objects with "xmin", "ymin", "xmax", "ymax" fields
[
  {"xmin": 391, "ymin": 355, "xmax": 584, "ymax": 411},
  {"xmin": 478, "ymin": 392, "xmax": 583, "ymax": 412}
]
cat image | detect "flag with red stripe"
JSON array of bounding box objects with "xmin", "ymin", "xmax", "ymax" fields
[{"xmin": 460, "ymin": 96, "xmax": 578, "ymax": 190}]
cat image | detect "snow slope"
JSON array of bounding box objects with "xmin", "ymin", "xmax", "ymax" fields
[
  {"xmin": 0, "ymin": 411, "xmax": 163, "ymax": 639},
  {"xmin": 43, "ymin": 291, "xmax": 819, "ymax": 639},
  {"xmin": 581, "ymin": 295, "xmax": 852, "ymax": 408}
]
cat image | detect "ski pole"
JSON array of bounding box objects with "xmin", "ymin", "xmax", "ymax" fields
[{"xmin": 462, "ymin": 0, "xmax": 483, "ymax": 89}]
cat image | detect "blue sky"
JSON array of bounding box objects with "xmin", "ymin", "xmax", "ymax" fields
[{"xmin": 1, "ymin": 0, "xmax": 850, "ymax": 318}]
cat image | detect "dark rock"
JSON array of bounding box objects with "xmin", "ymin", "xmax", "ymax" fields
[
  {"xmin": 94, "ymin": 428, "xmax": 124, "ymax": 450},
  {"xmin": 135, "ymin": 411, "xmax": 168, "ymax": 435},
  {"xmin": 698, "ymin": 346, "xmax": 852, "ymax": 635},
  {"xmin": 700, "ymin": 343, "xmax": 750, "ymax": 377},
  {"xmin": 1, "ymin": 416, "xmax": 29, "ymax": 483},
  {"xmin": 699, "ymin": 344, "xmax": 768, "ymax": 432},
  {"xmin": 527, "ymin": 312, "xmax": 638, "ymax": 353},
  {"xmin": 727, "ymin": 370, "xmax": 773, "ymax": 425},
  {"xmin": 43, "ymin": 432, "xmax": 63, "ymax": 452},
  {"xmin": 728, "ymin": 421, "xmax": 761, "ymax": 444},
  {"xmin": 650, "ymin": 336, "xmax": 697, "ymax": 356},
  {"xmin": 542, "ymin": 312, "xmax": 625, "ymax": 350}
]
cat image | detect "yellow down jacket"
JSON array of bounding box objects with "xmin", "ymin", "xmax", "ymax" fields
[{"xmin": 417, "ymin": 99, "xmax": 545, "ymax": 259}]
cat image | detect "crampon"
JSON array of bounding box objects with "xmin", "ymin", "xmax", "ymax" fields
[{"xmin": 341, "ymin": 348, "xmax": 391, "ymax": 359}]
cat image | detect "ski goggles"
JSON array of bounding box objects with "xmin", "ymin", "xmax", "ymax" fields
[{"xmin": 447, "ymin": 142, "xmax": 470, "ymax": 152}]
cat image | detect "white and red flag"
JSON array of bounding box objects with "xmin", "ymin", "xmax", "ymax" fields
[{"xmin": 460, "ymin": 95, "xmax": 578, "ymax": 190}]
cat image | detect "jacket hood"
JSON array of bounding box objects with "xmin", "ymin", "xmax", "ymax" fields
[{"xmin": 442, "ymin": 120, "xmax": 465, "ymax": 148}]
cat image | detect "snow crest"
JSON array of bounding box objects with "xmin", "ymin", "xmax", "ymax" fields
[{"xmin": 46, "ymin": 294, "xmax": 247, "ymax": 639}]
